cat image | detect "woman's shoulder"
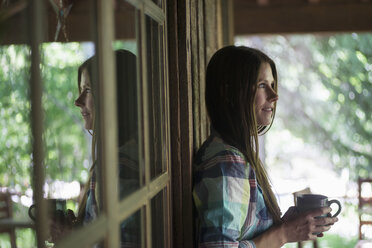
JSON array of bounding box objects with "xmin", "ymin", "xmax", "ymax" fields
[
  {"xmin": 196, "ymin": 134, "xmax": 243, "ymax": 159},
  {"xmin": 194, "ymin": 134, "xmax": 246, "ymax": 171}
]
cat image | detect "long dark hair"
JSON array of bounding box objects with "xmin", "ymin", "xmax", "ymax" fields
[
  {"xmin": 77, "ymin": 49, "xmax": 138, "ymax": 146},
  {"xmin": 205, "ymin": 45, "xmax": 281, "ymax": 223},
  {"xmin": 76, "ymin": 49, "xmax": 137, "ymax": 222}
]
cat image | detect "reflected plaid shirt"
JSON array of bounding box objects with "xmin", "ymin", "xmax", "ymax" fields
[
  {"xmin": 193, "ymin": 134, "xmax": 273, "ymax": 248},
  {"xmin": 84, "ymin": 169, "xmax": 98, "ymax": 225}
]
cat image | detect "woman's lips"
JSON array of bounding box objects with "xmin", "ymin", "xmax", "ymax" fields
[
  {"xmin": 262, "ymin": 107, "xmax": 273, "ymax": 112},
  {"xmin": 82, "ymin": 112, "xmax": 90, "ymax": 117}
]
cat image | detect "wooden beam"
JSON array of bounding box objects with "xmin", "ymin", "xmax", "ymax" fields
[
  {"xmin": 0, "ymin": 0, "xmax": 135, "ymax": 45},
  {"xmin": 29, "ymin": 0, "xmax": 48, "ymax": 246},
  {"xmin": 234, "ymin": 1, "xmax": 372, "ymax": 34},
  {"xmin": 167, "ymin": 0, "xmax": 194, "ymax": 247},
  {"xmin": 0, "ymin": 10, "xmax": 27, "ymax": 44}
]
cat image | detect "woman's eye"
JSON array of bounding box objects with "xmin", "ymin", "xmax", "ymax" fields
[
  {"xmin": 271, "ymin": 83, "xmax": 275, "ymax": 89},
  {"xmin": 258, "ymin": 83, "xmax": 266, "ymax": 88},
  {"xmin": 85, "ymin": 88, "xmax": 92, "ymax": 93}
]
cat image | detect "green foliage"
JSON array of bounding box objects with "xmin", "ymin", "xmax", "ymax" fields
[
  {"xmin": 0, "ymin": 44, "xmax": 88, "ymax": 245},
  {"xmin": 41, "ymin": 43, "xmax": 89, "ymax": 184},
  {"xmin": 314, "ymin": 34, "xmax": 372, "ymax": 178},
  {"xmin": 237, "ymin": 33, "xmax": 372, "ymax": 179},
  {"xmin": 0, "ymin": 43, "xmax": 90, "ymax": 193},
  {"xmin": 0, "ymin": 45, "xmax": 32, "ymax": 190},
  {"xmin": 113, "ymin": 40, "xmax": 137, "ymax": 55},
  {"xmin": 318, "ymin": 233, "xmax": 358, "ymax": 248},
  {"xmin": 0, "ymin": 229, "xmax": 36, "ymax": 248},
  {"xmin": 282, "ymin": 234, "xmax": 358, "ymax": 248}
]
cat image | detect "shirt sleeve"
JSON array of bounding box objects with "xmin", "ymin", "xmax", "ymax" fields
[{"xmin": 193, "ymin": 150, "xmax": 256, "ymax": 248}]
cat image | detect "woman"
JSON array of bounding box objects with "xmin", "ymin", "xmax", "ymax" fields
[
  {"xmin": 192, "ymin": 46, "xmax": 338, "ymax": 247},
  {"xmin": 74, "ymin": 49, "xmax": 138, "ymax": 224},
  {"xmin": 51, "ymin": 49, "xmax": 139, "ymax": 245}
]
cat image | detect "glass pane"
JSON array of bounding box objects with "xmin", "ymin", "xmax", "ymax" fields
[
  {"xmin": 41, "ymin": 44, "xmax": 97, "ymax": 244},
  {"xmin": 120, "ymin": 209, "xmax": 142, "ymax": 247},
  {"xmin": 0, "ymin": 4, "xmax": 34, "ymax": 248},
  {"xmin": 41, "ymin": 0, "xmax": 98, "ymax": 245},
  {"xmin": 0, "ymin": 44, "xmax": 35, "ymax": 246},
  {"xmin": 145, "ymin": 15, "xmax": 166, "ymax": 179},
  {"xmin": 0, "ymin": 0, "xmax": 101, "ymax": 243},
  {"xmin": 114, "ymin": 1, "xmax": 141, "ymax": 200},
  {"xmin": 151, "ymin": 189, "xmax": 167, "ymax": 248}
]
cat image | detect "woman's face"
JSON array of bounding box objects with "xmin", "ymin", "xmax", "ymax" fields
[
  {"xmin": 254, "ymin": 62, "xmax": 278, "ymax": 126},
  {"xmin": 75, "ymin": 68, "xmax": 94, "ymax": 130}
]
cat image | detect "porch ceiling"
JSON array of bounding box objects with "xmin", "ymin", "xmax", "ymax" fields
[
  {"xmin": 234, "ymin": 0, "xmax": 372, "ymax": 35},
  {"xmin": 0, "ymin": 0, "xmax": 135, "ymax": 45}
]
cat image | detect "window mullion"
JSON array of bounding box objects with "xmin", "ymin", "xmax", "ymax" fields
[
  {"xmin": 143, "ymin": 0, "xmax": 165, "ymax": 23},
  {"xmin": 96, "ymin": 0, "xmax": 119, "ymax": 247},
  {"xmin": 29, "ymin": 0, "xmax": 47, "ymax": 246},
  {"xmin": 140, "ymin": 2, "xmax": 150, "ymax": 189},
  {"xmin": 139, "ymin": 2, "xmax": 154, "ymax": 247}
]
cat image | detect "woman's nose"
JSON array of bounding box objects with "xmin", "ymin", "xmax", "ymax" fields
[
  {"xmin": 268, "ymin": 88, "xmax": 279, "ymax": 102},
  {"xmin": 75, "ymin": 93, "xmax": 84, "ymax": 107}
]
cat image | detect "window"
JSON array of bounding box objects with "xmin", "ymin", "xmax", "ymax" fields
[{"xmin": 1, "ymin": 0, "xmax": 171, "ymax": 247}]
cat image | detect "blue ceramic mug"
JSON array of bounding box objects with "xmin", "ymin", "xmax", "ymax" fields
[
  {"xmin": 296, "ymin": 194, "xmax": 341, "ymax": 217},
  {"xmin": 28, "ymin": 199, "xmax": 66, "ymax": 221},
  {"xmin": 296, "ymin": 194, "xmax": 341, "ymax": 234}
]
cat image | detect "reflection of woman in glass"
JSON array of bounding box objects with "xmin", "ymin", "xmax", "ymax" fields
[
  {"xmin": 51, "ymin": 50, "xmax": 139, "ymax": 246},
  {"xmin": 193, "ymin": 46, "xmax": 338, "ymax": 247}
]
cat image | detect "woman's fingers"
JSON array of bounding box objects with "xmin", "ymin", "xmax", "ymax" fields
[
  {"xmin": 284, "ymin": 207, "xmax": 339, "ymax": 243},
  {"xmin": 66, "ymin": 209, "xmax": 76, "ymax": 218},
  {"xmin": 314, "ymin": 216, "xmax": 338, "ymax": 226},
  {"xmin": 50, "ymin": 219, "xmax": 64, "ymax": 242},
  {"xmin": 66, "ymin": 209, "xmax": 77, "ymax": 226},
  {"xmin": 307, "ymin": 207, "xmax": 332, "ymax": 217},
  {"xmin": 308, "ymin": 211, "xmax": 339, "ymax": 239},
  {"xmin": 49, "ymin": 209, "xmax": 76, "ymax": 243}
]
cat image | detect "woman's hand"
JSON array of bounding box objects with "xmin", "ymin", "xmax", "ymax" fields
[
  {"xmin": 251, "ymin": 207, "xmax": 338, "ymax": 248},
  {"xmin": 49, "ymin": 209, "xmax": 77, "ymax": 243},
  {"xmin": 281, "ymin": 206, "xmax": 298, "ymax": 222},
  {"xmin": 281, "ymin": 207, "xmax": 338, "ymax": 243}
]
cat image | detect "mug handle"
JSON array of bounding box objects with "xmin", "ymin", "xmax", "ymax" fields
[
  {"xmin": 327, "ymin": 199, "xmax": 342, "ymax": 217},
  {"xmin": 28, "ymin": 204, "xmax": 36, "ymax": 221}
]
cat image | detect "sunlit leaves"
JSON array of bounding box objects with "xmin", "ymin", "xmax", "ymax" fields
[
  {"xmin": 239, "ymin": 33, "xmax": 372, "ymax": 179},
  {"xmin": 41, "ymin": 43, "xmax": 89, "ymax": 184},
  {"xmin": 0, "ymin": 45, "xmax": 31, "ymax": 189},
  {"xmin": 356, "ymin": 51, "xmax": 368, "ymax": 64},
  {"xmin": 0, "ymin": 43, "xmax": 90, "ymax": 193},
  {"xmin": 313, "ymin": 34, "xmax": 372, "ymax": 177},
  {"xmin": 319, "ymin": 63, "xmax": 333, "ymax": 78}
]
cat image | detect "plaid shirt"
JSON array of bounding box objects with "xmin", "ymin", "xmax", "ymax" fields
[
  {"xmin": 83, "ymin": 140, "xmax": 140, "ymax": 248},
  {"xmin": 84, "ymin": 169, "xmax": 98, "ymax": 225},
  {"xmin": 193, "ymin": 134, "xmax": 273, "ymax": 248}
]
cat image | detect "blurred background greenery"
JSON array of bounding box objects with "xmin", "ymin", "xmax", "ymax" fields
[
  {"xmin": 236, "ymin": 33, "xmax": 372, "ymax": 247},
  {"xmin": 0, "ymin": 42, "xmax": 91, "ymax": 247},
  {"xmin": 0, "ymin": 43, "xmax": 90, "ymax": 191},
  {"xmin": 236, "ymin": 33, "xmax": 372, "ymax": 180}
]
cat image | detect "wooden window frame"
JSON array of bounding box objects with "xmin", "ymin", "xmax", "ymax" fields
[{"xmin": 28, "ymin": 0, "xmax": 171, "ymax": 247}]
